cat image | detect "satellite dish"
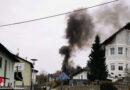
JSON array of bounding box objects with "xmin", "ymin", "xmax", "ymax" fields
[{"xmin": 31, "ymin": 59, "xmax": 37, "ymax": 65}]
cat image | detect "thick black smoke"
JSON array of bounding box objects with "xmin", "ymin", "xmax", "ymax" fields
[
  {"xmin": 59, "ymin": 46, "xmax": 71, "ymax": 74},
  {"xmin": 66, "ymin": 10, "xmax": 94, "ymax": 49},
  {"xmin": 59, "ymin": 0, "xmax": 130, "ymax": 73},
  {"xmin": 60, "ymin": 10, "xmax": 94, "ymax": 74}
]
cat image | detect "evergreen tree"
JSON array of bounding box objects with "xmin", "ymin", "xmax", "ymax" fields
[{"xmin": 87, "ymin": 35, "xmax": 108, "ymax": 81}]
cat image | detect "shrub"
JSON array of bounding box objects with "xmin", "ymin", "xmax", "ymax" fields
[{"xmin": 100, "ymin": 81, "xmax": 117, "ymax": 90}]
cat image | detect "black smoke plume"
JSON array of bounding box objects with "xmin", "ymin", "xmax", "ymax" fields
[
  {"xmin": 66, "ymin": 10, "xmax": 94, "ymax": 48},
  {"xmin": 60, "ymin": 10, "xmax": 94, "ymax": 74},
  {"xmin": 59, "ymin": 46, "xmax": 71, "ymax": 74},
  {"xmin": 59, "ymin": 0, "xmax": 130, "ymax": 74}
]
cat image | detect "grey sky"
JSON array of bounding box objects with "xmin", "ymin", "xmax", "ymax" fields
[{"xmin": 0, "ymin": 0, "xmax": 129, "ymax": 73}]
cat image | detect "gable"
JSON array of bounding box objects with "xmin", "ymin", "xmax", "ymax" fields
[
  {"xmin": 15, "ymin": 56, "xmax": 33, "ymax": 68},
  {"xmin": 0, "ymin": 43, "xmax": 19, "ymax": 62},
  {"xmin": 73, "ymin": 71, "xmax": 87, "ymax": 77},
  {"xmin": 102, "ymin": 22, "xmax": 130, "ymax": 46},
  {"xmin": 72, "ymin": 68, "xmax": 88, "ymax": 77}
]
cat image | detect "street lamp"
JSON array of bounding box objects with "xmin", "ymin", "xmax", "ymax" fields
[
  {"xmin": 31, "ymin": 59, "xmax": 37, "ymax": 90},
  {"xmin": 31, "ymin": 59, "xmax": 37, "ymax": 65}
]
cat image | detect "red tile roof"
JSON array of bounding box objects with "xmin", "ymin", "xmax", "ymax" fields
[{"xmin": 53, "ymin": 72, "xmax": 62, "ymax": 78}]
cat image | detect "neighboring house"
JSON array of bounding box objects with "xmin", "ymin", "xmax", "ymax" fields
[
  {"xmin": 32, "ymin": 69, "xmax": 38, "ymax": 85},
  {"xmin": 102, "ymin": 22, "xmax": 130, "ymax": 81},
  {"xmin": 70, "ymin": 68, "xmax": 89, "ymax": 85},
  {"xmin": 49, "ymin": 72, "xmax": 69, "ymax": 82},
  {"xmin": 72, "ymin": 69, "xmax": 88, "ymax": 80},
  {"xmin": 14, "ymin": 55, "xmax": 33, "ymax": 89},
  {"xmin": 0, "ymin": 43, "xmax": 19, "ymax": 87}
]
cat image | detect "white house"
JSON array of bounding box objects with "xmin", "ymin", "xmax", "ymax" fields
[
  {"xmin": 0, "ymin": 43, "xmax": 19, "ymax": 87},
  {"xmin": 32, "ymin": 69, "xmax": 38, "ymax": 85},
  {"xmin": 72, "ymin": 70, "xmax": 88, "ymax": 80},
  {"xmin": 69, "ymin": 68, "xmax": 88, "ymax": 85},
  {"xmin": 102, "ymin": 22, "xmax": 130, "ymax": 81}
]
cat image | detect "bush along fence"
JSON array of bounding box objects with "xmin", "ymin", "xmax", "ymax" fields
[
  {"xmin": 56, "ymin": 85, "xmax": 130, "ymax": 90},
  {"xmin": 56, "ymin": 82, "xmax": 130, "ymax": 90}
]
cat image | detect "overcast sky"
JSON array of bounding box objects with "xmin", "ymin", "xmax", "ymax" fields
[{"xmin": 0, "ymin": 0, "xmax": 129, "ymax": 74}]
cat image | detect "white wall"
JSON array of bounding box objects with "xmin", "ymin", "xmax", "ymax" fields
[
  {"xmin": 105, "ymin": 29, "xmax": 130, "ymax": 80},
  {"xmin": 0, "ymin": 51, "xmax": 15, "ymax": 87},
  {"xmin": 32, "ymin": 70, "xmax": 37, "ymax": 85},
  {"xmin": 73, "ymin": 71, "xmax": 87, "ymax": 80}
]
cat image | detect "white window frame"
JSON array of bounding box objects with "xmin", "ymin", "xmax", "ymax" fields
[
  {"xmin": 118, "ymin": 47, "xmax": 123, "ymax": 54},
  {"xmin": 110, "ymin": 48, "xmax": 115, "ymax": 55},
  {"xmin": 126, "ymin": 48, "xmax": 128, "ymax": 56},
  {"xmin": 81, "ymin": 75, "xmax": 83, "ymax": 79},
  {"xmin": 111, "ymin": 64, "xmax": 115, "ymax": 71},
  {"xmin": 128, "ymin": 32, "xmax": 130, "ymax": 42},
  {"xmin": 118, "ymin": 66, "xmax": 123, "ymax": 71}
]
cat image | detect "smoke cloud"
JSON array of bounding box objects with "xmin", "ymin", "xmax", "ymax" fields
[
  {"xmin": 59, "ymin": 46, "xmax": 71, "ymax": 73},
  {"xmin": 59, "ymin": 0, "xmax": 130, "ymax": 73},
  {"xmin": 93, "ymin": 0, "xmax": 130, "ymax": 38},
  {"xmin": 60, "ymin": 10, "xmax": 94, "ymax": 73},
  {"xmin": 66, "ymin": 10, "xmax": 94, "ymax": 49}
]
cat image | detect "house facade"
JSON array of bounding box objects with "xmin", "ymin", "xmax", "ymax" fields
[
  {"xmin": 69, "ymin": 68, "xmax": 88, "ymax": 86},
  {"xmin": 14, "ymin": 56, "xmax": 33, "ymax": 89},
  {"xmin": 0, "ymin": 43, "xmax": 19, "ymax": 87},
  {"xmin": 72, "ymin": 70, "xmax": 88, "ymax": 80},
  {"xmin": 49, "ymin": 72, "xmax": 69, "ymax": 82},
  {"xmin": 32, "ymin": 69, "xmax": 38, "ymax": 85},
  {"xmin": 102, "ymin": 22, "xmax": 130, "ymax": 80}
]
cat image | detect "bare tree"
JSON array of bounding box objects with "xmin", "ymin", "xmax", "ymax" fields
[{"xmin": 37, "ymin": 72, "xmax": 48, "ymax": 85}]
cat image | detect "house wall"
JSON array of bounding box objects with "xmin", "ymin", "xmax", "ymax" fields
[
  {"xmin": 55, "ymin": 73, "xmax": 69, "ymax": 81},
  {"xmin": 73, "ymin": 71, "xmax": 87, "ymax": 80},
  {"xmin": 32, "ymin": 71, "xmax": 37, "ymax": 85},
  {"xmin": 0, "ymin": 51, "xmax": 15, "ymax": 87},
  {"xmin": 15, "ymin": 58, "xmax": 32, "ymax": 87},
  {"xmin": 105, "ymin": 29, "xmax": 130, "ymax": 79}
]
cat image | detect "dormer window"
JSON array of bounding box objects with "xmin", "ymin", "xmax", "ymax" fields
[
  {"xmin": 110, "ymin": 48, "xmax": 115, "ymax": 55},
  {"xmin": 118, "ymin": 47, "xmax": 123, "ymax": 54}
]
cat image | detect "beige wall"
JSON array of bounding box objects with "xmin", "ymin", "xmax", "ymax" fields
[{"xmin": 15, "ymin": 58, "xmax": 32, "ymax": 87}]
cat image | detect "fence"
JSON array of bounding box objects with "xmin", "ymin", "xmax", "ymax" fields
[{"xmin": 56, "ymin": 85, "xmax": 130, "ymax": 90}]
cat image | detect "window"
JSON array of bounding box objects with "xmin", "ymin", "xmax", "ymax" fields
[
  {"xmin": 0, "ymin": 57, "xmax": 2, "ymax": 68},
  {"xmin": 118, "ymin": 47, "xmax": 123, "ymax": 54},
  {"xmin": 129, "ymin": 33, "xmax": 130, "ymax": 41},
  {"xmin": 126, "ymin": 48, "xmax": 128, "ymax": 56},
  {"xmin": 110, "ymin": 48, "xmax": 115, "ymax": 55},
  {"xmin": 111, "ymin": 64, "xmax": 115, "ymax": 70},
  {"xmin": 9, "ymin": 61, "xmax": 10, "ymax": 71},
  {"xmin": 81, "ymin": 75, "xmax": 83, "ymax": 79},
  {"xmin": 118, "ymin": 74, "xmax": 121, "ymax": 76},
  {"xmin": 111, "ymin": 73, "xmax": 114, "ymax": 75},
  {"xmin": 118, "ymin": 66, "xmax": 123, "ymax": 70}
]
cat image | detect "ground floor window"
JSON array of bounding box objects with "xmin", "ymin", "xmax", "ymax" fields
[
  {"xmin": 111, "ymin": 64, "xmax": 115, "ymax": 71},
  {"xmin": 118, "ymin": 66, "xmax": 123, "ymax": 70}
]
